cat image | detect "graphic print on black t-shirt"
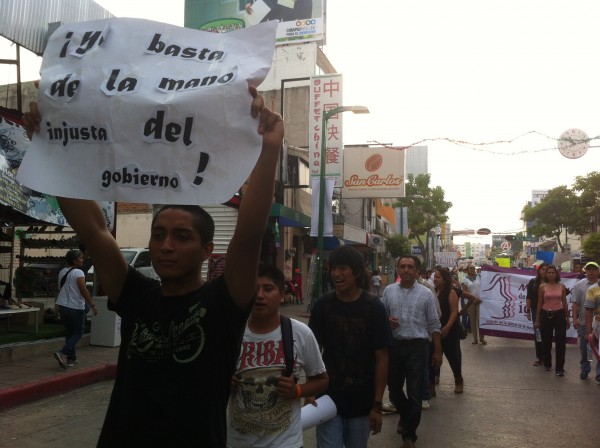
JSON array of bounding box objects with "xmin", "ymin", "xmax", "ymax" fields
[{"xmin": 127, "ymin": 301, "xmax": 207, "ymax": 363}]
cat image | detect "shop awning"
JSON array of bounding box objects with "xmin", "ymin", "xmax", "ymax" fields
[
  {"xmin": 323, "ymin": 236, "xmax": 373, "ymax": 251},
  {"xmin": 270, "ymin": 203, "xmax": 310, "ymax": 228}
]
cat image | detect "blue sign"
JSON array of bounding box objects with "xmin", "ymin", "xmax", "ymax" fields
[{"xmin": 412, "ymin": 245, "xmax": 423, "ymax": 255}]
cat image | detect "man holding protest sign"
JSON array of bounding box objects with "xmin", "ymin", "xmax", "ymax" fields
[{"xmin": 23, "ymin": 83, "xmax": 283, "ymax": 446}]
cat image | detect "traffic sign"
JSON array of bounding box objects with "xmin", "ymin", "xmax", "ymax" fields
[
  {"xmin": 521, "ymin": 236, "xmax": 538, "ymax": 242},
  {"xmin": 503, "ymin": 235, "xmax": 538, "ymax": 242}
]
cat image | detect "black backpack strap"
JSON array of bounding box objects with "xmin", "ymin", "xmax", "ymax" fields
[
  {"xmin": 280, "ymin": 315, "xmax": 294, "ymax": 377},
  {"xmin": 59, "ymin": 267, "xmax": 76, "ymax": 290}
]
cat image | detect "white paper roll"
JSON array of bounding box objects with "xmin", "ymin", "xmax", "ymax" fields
[{"xmin": 300, "ymin": 395, "xmax": 337, "ymax": 431}]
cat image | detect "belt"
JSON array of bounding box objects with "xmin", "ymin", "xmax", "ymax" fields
[
  {"xmin": 393, "ymin": 338, "xmax": 428, "ymax": 345},
  {"xmin": 542, "ymin": 309, "xmax": 564, "ymax": 318}
]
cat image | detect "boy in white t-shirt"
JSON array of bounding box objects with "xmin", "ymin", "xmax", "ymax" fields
[{"xmin": 227, "ymin": 264, "xmax": 328, "ymax": 448}]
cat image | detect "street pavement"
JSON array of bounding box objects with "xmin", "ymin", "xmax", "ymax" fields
[{"xmin": 0, "ymin": 303, "xmax": 598, "ymax": 447}]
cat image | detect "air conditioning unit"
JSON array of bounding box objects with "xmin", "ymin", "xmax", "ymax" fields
[{"xmin": 369, "ymin": 234, "xmax": 384, "ymax": 246}]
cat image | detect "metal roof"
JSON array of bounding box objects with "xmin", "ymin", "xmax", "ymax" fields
[{"xmin": 0, "ymin": 0, "xmax": 114, "ymax": 56}]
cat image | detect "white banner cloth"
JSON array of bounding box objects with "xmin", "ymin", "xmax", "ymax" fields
[{"xmin": 480, "ymin": 266, "xmax": 577, "ymax": 342}]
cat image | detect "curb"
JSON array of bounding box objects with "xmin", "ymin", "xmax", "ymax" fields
[
  {"xmin": 0, "ymin": 363, "xmax": 117, "ymax": 411},
  {"xmin": 0, "ymin": 335, "xmax": 91, "ymax": 364}
]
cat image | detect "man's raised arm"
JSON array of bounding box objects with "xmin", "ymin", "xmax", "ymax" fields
[
  {"xmin": 57, "ymin": 198, "xmax": 128, "ymax": 303},
  {"xmin": 224, "ymin": 86, "xmax": 283, "ymax": 309}
]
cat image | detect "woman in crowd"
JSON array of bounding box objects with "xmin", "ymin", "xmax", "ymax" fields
[
  {"xmin": 54, "ymin": 250, "xmax": 97, "ymax": 369},
  {"xmin": 432, "ymin": 267, "xmax": 464, "ymax": 393},
  {"xmin": 535, "ymin": 265, "xmax": 570, "ymax": 376},
  {"xmin": 526, "ymin": 263, "xmax": 547, "ymax": 366}
]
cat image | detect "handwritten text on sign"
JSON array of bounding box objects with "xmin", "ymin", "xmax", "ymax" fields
[{"xmin": 17, "ymin": 18, "xmax": 277, "ymax": 205}]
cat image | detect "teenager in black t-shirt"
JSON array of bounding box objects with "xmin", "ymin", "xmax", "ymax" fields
[{"xmin": 23, "ymin": 86, "xmax": 284, "ymax": 447}]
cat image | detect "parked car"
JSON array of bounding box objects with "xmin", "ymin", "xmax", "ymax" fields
[
  {"xmin": 86, "ymin": 248, "xmax": 159, "ymax": 293},
  {"xmin": 120, "ymin": 248, "xmax": 159, "ymax": 280}
]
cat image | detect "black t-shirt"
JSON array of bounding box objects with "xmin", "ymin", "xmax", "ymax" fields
[
  {"xmin": 527, "ymin": 278, "xmax": 541, "ymax": 310},
  {"xmin": 308, "ymin": 290, "xmax": 392, "ymax": 418},
  {"xmin": 439, "ymin": 288, "xmax": 460, "ymax": 339},
  {"xmin": 98, "ymin": 268, "xmax": 250, "ymax": 447}
]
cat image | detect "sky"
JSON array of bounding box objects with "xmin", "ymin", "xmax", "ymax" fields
[{"xmin": 3, "ymin": 0, "xmax": 600, "ymax": 245}]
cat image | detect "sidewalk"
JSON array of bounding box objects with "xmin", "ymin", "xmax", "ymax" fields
[
  {"xmin": 0, "ymin": 336, "xmax": 119, "ymax": 410},
  {"xmin": 0, "ymin": 302, "xmax": 310, "ymax": 411}
]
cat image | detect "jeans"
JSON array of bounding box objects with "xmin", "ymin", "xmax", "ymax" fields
[
  {"xmin": 58, "ymin": 305, "xmax": 86, "ymax": 361},
  {"xmin": 441, "ymin": 334, "xmax": 463, "ymax": 380},
  {"xmin": 315, "ymin": 414, "xmax": 371, "ymax": 448},
  {"xmin": 578, "ymin": 324, "xmax": 591, "ymax": 375},
  {"xmin": 580, "ymin": 323, "xmax": 600, "ymax": 378},
  {"xmin": 540, "ymin": 309, "xmax": 567, "ymax": 371},
  {"xmin": 532, "ymin": 309, "xmax": 543, "ymax": 360},
  {"xmin": 421, "ymin": 342, "xmax": 435, "ymax": 400},
  {"xmin": 388, "ymin": 339, "xmax": 428, "ymax": 442},
  {"xmin": 460, "ymin": 296, "xmax": 470, "ymax": 330}
]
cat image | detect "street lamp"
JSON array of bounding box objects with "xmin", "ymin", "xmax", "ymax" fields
[{"xmin": 313, "ymin": 105, "xmax": 369, "ymax": 301}]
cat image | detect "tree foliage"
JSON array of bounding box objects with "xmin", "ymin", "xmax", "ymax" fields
[
  {"xmin": 392, "ymin": 174, "xmax": 452, "ymax": 261},
  {"xmin": 582, "ymin": 233, "xmax": 600, "ymax": 262},
  {"xmin": 521, "ymin": 185, "xmax": 589, "ymax": 252},
  {"xmin": 385, "ymin": 234, "xmax": 411, "ymax": 259},
  {"xmin": 573, "ymin": 171, "xmax": 600, "ymax": 218}
]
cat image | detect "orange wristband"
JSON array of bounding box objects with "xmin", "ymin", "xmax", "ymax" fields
[{"xmin": 296, "ymin": 384, "xmax": 302, "ymax": 398}]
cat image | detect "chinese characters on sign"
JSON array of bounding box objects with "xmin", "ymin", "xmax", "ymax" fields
[{"xmin": 308, "ymin": 74, "xmax": 343, "ymax": 186}]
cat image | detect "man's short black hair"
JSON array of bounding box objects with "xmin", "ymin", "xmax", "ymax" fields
[
  {"xmin": 152, "ymin": 205, "xmax": 215, "ymax": 244},
  {"xmin": 258, "ymin": 263, "xmax": 285, "ymax": 292},
  {"xmin": 398, "ymin": 255, "xmax": 421, "ymax": 270}
]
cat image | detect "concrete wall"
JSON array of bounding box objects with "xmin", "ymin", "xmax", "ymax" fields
[{"xmin": 115, "ymin": 213, "xmax": 152, "ymax": 249}]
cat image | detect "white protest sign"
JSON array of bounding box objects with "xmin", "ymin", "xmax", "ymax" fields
[{"xmin": 17, "ymin": 18, "xmax": 277, "ymax": 205}]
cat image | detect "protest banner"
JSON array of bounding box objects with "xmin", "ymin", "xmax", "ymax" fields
[
  {"xmin": 17, "ymin": 18, "xmax": 277, "ymax": 205},
  {"xmin": 435, "ymin": 251, "xmax": 458, "ymax": 268},
  {"xmin": 480, "ymin": 265, "xmax": 577, "ymax": 343}
]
